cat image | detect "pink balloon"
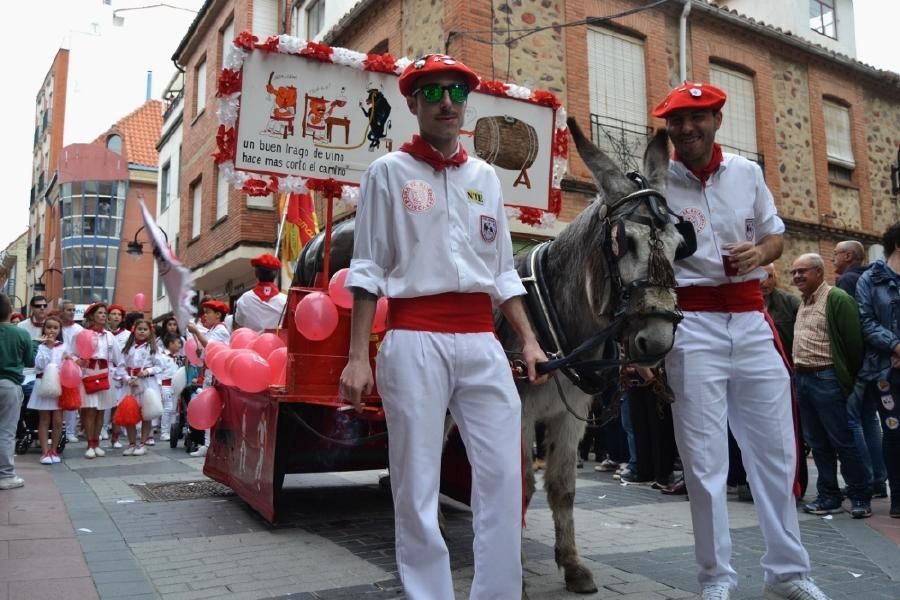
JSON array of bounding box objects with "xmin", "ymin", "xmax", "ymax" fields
[
  {"xmin": 220, "ymin": 349, "xmax": 254, "ymax": 387},
  {"xmin": 328, "ymin": 268, "xmax": 353, "ymax": 310},
  {"xmin": 60, "ymin": 359, "xmax": 82, "ymax": 388},
  {"xmin": 133, "ymin": 292, "xmax": 146, "ymax": 311},
  {"xmin": 230, "ymin": 327, "xmax": 259, "ymax": 350},
  {"xmin": 372, "ymin": 297, "xmax": 389, "ymax": 334},
  {"xmin": 205, "ymin": 340, "xmax": 227, "ymax": 363},
  {"xmin": 268, "ymin": 347, "xmax": 287, "ymax": 386},
  {"xmin": 184, "ymin": 337, "xmax": 203, "ymax": 367},
  {"xmin": 251, "ymin": 332, "xmax": 284, "ymax": 359},
  {"xmin": 75, "ymin": 330, "xmax": 97, "ymax": 359},
  {"xmin": 294, "ymin": 292, "xmax": 339, "ymax": 341},
  {"xmin": 187, "ymin": 387, "xmax": 223, "ymax": 430},
  {"xmin": 209, "ymin": 349, "xmax": 234, "ymax": 383},
  {"xmin": 232, "ymin": 353, "xmax": 271, "ymax": 393}
]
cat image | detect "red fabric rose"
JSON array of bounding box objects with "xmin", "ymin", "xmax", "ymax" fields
[
  {"xmin": 300, "ymin": 41, "xmax": 334, "ymax": 62},
  {"xmin": 259, "ymin": 35, "xmax": 280, "ymax": 53},
  {"xmin": 530, "ymin": 90, "xmax": 562, "ymax": 109},
  {"xmin": 243, "ymin": 178, "xmax": 274, "ymax": 196},
  {"xmin": 553, "ymin": 128, "xmax": 569, "ymax": 159},
  {"xmin": 213, "ymin": 125, "xmax": 236, "ymax": 164},
  {"xmin": 477, "ymin": 80, "xmax": 509, "ymax": 97},
  {"xmin": 364, "ymin": 53, "xmax": 397, "ymax": 74},
  {"xmin": 217, "ymin": 69, "xmax": 242, "ymax": 97},
  {"xmin": 306, "ymin": 177, "xmax": 344, "ymax": 200},
  {"xmin": 518, "ymin": 207, "xmax": 545, "ymax": 226},
  {"xmin": 549, "ymin": 189, "xmax": 562, "ymax": 214},
  {"xmin": 234, "ymin": 31, "xmax": 258, "ymax": 51}
]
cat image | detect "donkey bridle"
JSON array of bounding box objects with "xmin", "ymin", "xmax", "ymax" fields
[{"xmin": 517, "ymin": 172, "xmax": 689, "ymax": 396}]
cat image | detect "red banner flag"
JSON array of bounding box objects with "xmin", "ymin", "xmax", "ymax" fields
[{"xmin": 281, "ymin": 192, "xmax": 318, "ymax": 261}]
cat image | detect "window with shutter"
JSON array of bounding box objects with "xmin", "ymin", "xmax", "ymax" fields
[
  {"xmin": 823, "ymin": 100, "xmax": 854, "ymax": 172},
  {"xmin": 709, "ymin": 65, "xmax": 759, "ymax": 161},
  {"xmin": 586, "ymin": 28, "xmax": 649, "ymax": 173},
  {"xmin": 216, "ymin": 166, "xmax": 229, "ymax": 220},
  {"xmin": 194, "ymin": 59, "xmax": 207, "ymax": 119},
  {"xmin": 220, "ymin": 18, "xmax": 234, "ymax": 69},
  {"xmin": 191, "ymin": 180, "xmax": 202, "ymax": 239}
]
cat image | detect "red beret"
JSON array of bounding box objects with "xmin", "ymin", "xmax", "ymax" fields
[
  {"xmin": 250, "ymin": 253, "xmax": 282, "ymax": 270},
  {"xmin": 108, "ymin": 304, "xmax": 126, "ymax": 315},
  {"xmin": 84, "ymin": 302, "xmax": 107, "ymax": 318},
  {"xmin": 398, "ymin": 54, "xmax": 480, "ymax": 98},
  {"xmin": 652, "ymin": 82, "xmax": 727, "ymax": 118},
  {"xmin": 10, "ymin": 312, "xmax": 24, "ymax": 321},
  {"xmin": 201, "ymin": 300, "xmax": 230, "ymax": 316}
]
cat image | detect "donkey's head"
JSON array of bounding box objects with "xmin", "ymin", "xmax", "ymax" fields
[{"xmin": 564, "ymin": 118, "xmax": 692, "ymax": 364}]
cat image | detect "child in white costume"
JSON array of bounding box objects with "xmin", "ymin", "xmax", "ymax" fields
[
  {"xmin": 158, "ymin": 336, "xmax": 183, "ymax": 441},
  {"xmin": 29, "ymin": 316, "xmax": 67, "ymax": 464},
  {"xmin": 118, "ymin": 319, "xmax": 167, "ymax": 455}
]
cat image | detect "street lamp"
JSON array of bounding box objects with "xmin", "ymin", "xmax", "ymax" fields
[
  {"xmin": 127, "ymin": 225, "xmax": 169, "ymax": 259},
  {"xmin": 33, "ymin": 268, "xmax": 64, "ymax": 293},
  {"xmin": 112, "ymin": 3, "xmax": 199, "ymax": 27}
]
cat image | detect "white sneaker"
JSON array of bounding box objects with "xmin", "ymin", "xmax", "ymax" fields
[
  {"xmin": 765, "ymin": 577, "xmax": 830, "ymax": 600},
  {"xmin": 145, "ymin": 438, "xmax": 156, "ymax": 446},
  {"xmin": 94, "ymin": 446, "xmax": 106, "ymax": 457},
  {"xmin": 40, "ymin": 454, "xmax": 54, "ymax": 465},
  {"xmin": 702, "ymin": 584, "xmax": 731, "ymax": 600},
  {"xmin": 50, "ymin": 453, "xmax": 61, "ymax": 464},
  {"xmin": 66, "ymin": 434, "xmax": 79, "ymax": 443},
  {"xmin": 100, "ymin": 428, "xmax": 109, "ymax": 440},
  {"xmin": 133, "ymin": 445, "xmax": 147, "ymax": 456},
  {"xmin": 160, "ymin": 433, "xmax": 171, "ymax": 441},
  {"xmin": 0, "ymin": 476, "xmax": 25, "ymax": 490},
  {"xmin": 190, "ymin": 445, "xmax": 208, "ymax": 457},
  {"xmin": 111, "ymin": 440, "xmax": 123, "ymax": 449},
  {"xmin": 122, "ymin": 446, "xmax": 135, "ymax": 456},
  {"xmin": 84, "ymin": 448, "xmax": 96, "ymax": 459}
]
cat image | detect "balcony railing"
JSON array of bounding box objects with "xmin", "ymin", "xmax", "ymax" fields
[
  {"xmin": 720, "ymin": 143, "xmax": 765, "ymax": 173},
  {"xmin": 589, "ymin": 114, "xmax": 653, "ymax": 174}
]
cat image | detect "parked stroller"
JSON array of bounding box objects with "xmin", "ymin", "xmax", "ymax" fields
[
  {"xmin": 169, "ymin": 383, "xmax": 206, "ymax": 453},
  {"xmin": 15, "ymin": 392, "xmax": 68, "ymax": 455}
]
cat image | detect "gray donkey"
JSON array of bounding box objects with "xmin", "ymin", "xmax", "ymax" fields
[{"xmin": 295, "ymin": 118, "xmax": 689, "ymax": 594}]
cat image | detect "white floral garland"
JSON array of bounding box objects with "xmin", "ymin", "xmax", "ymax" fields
[{"xmin": 216, "ymin": 33, "xmax": 567, "ymax": 226}]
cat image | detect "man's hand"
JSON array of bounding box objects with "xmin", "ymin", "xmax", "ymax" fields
[
  {"xmin": 339, "ymin": 358, "xmax": 374, "ymax": 413},
  {"xmin": 521, "ymin": 339, "xmax": 549, "ymax": 385},
  {"xmin": 629, "ymin": 366, "xmax": 656, "ymax": 382},
  {"xmin": 727, "ymin": 241, "xmax": 764, "ymax": 275}
]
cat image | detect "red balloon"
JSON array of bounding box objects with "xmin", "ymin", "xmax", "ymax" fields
[
  {"xmin": 232, "ymin": 353, "xmax": 271, "ymax": 393},
  {"xmin": 268, "ymin": 347, "xmax": 287, "ymax": 386},
  {"xmin": 184, "ymin": 336, "xmax": 203, "ymax": 367},
  {"xmin": 205, "ymin": 340, "xmax": 227, "ymax": 363},
  {"xmin": 220, "ymin": 349, "xmax": 254, "ymax": 387},
  {"xmin": 372, "ymin": 297, "xmax": 389, "ymax": 334},
  {"xmin": 133, "ymin": 292, "xmax": 146, "ymax": 311},
  {"xmin": 209, "ymin": 349, "xmax": 234, "ymax": 383},
  {"xmin": 75, "ymin": 330, "xmax": 97, "ymax": 359},
  {"xmin": 328, "ymin": 268, "xmax": 353, "ymax": 310},
  {"xmin": 60, "ymin": 359, "xmax": 82, "ymax": 388},
  {"xmin": 294, "ymin": 292, "xmax": 339, "ymax": 341},
  {"xmin": 187, "ymin": 387, "xmax": 223, "ymax": 430},
  {"xmin": 230, "ymin": 327, "xmax": 258, "ymax": 350},
  {"xmin": 251, "ymin": 332, "xmax": 284, "ymax": 359}
]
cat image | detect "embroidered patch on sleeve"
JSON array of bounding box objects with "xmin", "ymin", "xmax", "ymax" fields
[{"xmin": 480, "ymin": 215, "xmax": 497, "ymax": 242}]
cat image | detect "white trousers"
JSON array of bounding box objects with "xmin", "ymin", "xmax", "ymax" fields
[
  {"xmin": 161, "ymin": 387, "xmax": 176, "ymax": 434},
  {"xmin": 376, "ymin": 330, "xmax": 523, "ymax": 600},
  {"xmin": 665, "ymin": 311, "xmax": 810, "ymax": 588}
]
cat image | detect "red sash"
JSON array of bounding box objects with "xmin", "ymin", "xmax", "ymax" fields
[{"xmin": 387, "ymin": 293, "xmax": 493, "ymax": 333}]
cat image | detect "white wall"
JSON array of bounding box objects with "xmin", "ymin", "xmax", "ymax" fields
[
  {"xmin": 152, "ymin": 95, "xmax": 183, "ymax": 318},
  {"xmin": 719, "ymin": 0, "xmax": 856, "ymax": 58}
]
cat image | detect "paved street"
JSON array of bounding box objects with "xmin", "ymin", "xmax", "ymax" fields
[{"xmin": 2, "ymin": 442, "xmax": 899, "ymax": 600}]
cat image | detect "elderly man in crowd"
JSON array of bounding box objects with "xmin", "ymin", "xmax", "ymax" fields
[
  {"xmin": 791, "ymin": 253, "xmax": 871, "ymax": 518},
  {"xmin": 833, "ymin": 240, "xmax": 867, "ymax": 297}
]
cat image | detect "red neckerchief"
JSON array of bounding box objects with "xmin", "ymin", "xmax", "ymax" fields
[
  {"xmin": 30, "ymin": 317, "xmax": 44, "ymax": 328},
  {"xmin": 135, "ymin": 341, "xmax": 147, "ymax": 347},
  {"xmin": 253, "ymin": 282, "xmax": 281, "ymax": 302},
  {"xmin": 400, "ymin": 134, "xmax": 468, "ymax": 172},
  {"xmin": 113, "ymin": 327, "xmax": 125, "ymax": 335},
  {"xmin": 675, "ymin": 143, "xmax": 723, "ymax": 187},
  {"xmin": 92, "ymin": 325, "xmax": 105, "ymax": 333}
]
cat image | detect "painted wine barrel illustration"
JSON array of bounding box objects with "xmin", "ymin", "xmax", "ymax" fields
[{"xmin": 473, "ymin": 116, "xmax": 539, "ymax": 175}]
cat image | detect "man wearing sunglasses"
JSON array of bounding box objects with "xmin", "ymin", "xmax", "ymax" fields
[
  {"xmin": 340, "ymin": 54, "xmax": 547, "ymax": 599},
  {"xmin": 17, "ymin": 296, "xmax": 48, "ymax": 414}
]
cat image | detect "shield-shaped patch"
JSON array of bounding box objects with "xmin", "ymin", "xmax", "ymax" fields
[{"xmin": 480, "ymin": 215, "xmax": 497, "ymax": 243}]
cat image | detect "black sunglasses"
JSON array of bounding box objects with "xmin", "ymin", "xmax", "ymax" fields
[
  {"xmin": 32, "ymin": 304, "xmax": 48, "ymax": 308},
  {"xmin": 413, "ymin": 82, "xmax": 469, "ymax": 104}
]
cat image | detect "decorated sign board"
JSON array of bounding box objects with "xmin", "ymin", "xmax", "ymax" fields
[{"xmin": 215, "ymin": 33, "xmax": 568, "ymax": 227}]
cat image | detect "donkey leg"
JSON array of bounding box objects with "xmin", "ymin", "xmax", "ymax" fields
[{"xmin": 543, "ymin": 412, "xmax": 597, "ymax": 594}]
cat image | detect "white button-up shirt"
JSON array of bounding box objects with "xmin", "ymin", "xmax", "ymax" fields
[
  {"xmin": 347, "ymin": 151, "xmax": 525, "ymax": 306},
  {"xmin": 666, "ymin": 153, "xmax": 784, "ymax": 287}
]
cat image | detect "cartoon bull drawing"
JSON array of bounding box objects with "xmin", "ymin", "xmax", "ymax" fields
[{"xmin": 360, "ymin": 86, "xmax": 391, "ymax": 151}]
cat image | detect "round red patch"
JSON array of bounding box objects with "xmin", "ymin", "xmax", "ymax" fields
[
  {"xmin": 402, "ymin": 180, "xmax": 436, "ymax": 213},
  {"xmin": 680, "ymin": 207, "xmax": 707, "ymax": 234}
]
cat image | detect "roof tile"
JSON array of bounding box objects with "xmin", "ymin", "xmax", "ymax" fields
[{"xmin": 93, "ymin": 99, "xmax": 164, "ymax": 167}]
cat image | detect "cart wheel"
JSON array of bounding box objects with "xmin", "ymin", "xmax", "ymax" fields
[
  {"xmin": 15, "ymin": 438, "xmax": 31, "ymax": 455},
  {"xmin": 169, "ymin": 424, "xmax": 179, "ymax": 448}
]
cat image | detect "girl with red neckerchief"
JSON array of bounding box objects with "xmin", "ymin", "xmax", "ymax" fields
[
  {"xmin": 119, "ymin": 319, "xmax": 167, "ymax": 455},
  {"xmin": 78, "ymin": 303, "xmax": 124, "ymax": 459},
  {"xmin": 102, "ymin": 304, "xmax": 129, "ymax": 447},
  {"xmin": 185, "ymin": 300, "xmax": 231, "ymax": 457},
  {"xmin": 30, "ymin": 316, "xmax": 67, "ymax": 464}
]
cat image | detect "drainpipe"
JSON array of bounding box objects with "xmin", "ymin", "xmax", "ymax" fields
[{"xmin": 679, "ymin": 0, "xmax": 692, "ymax": 83}]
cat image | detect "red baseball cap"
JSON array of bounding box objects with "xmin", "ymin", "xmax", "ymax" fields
[
  {"xmin": 250, "ymin": 253, "xmax": 282, "ymax": 270},
  {"xmin": 652, "ymin": 82, "xmax": 727, "ymax": 118},
  {"xmin": 398, "ymin": 54, "xmax": 480, "ymax": 98}
]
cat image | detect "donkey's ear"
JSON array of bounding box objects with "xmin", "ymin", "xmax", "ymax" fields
[
  {"xmin": 642, "ymin": 128, "xmax": 670, "ymax": 191},
  {"xmin": 567, "ymin": 117, "xmax": 630, "ymax": 198}
]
